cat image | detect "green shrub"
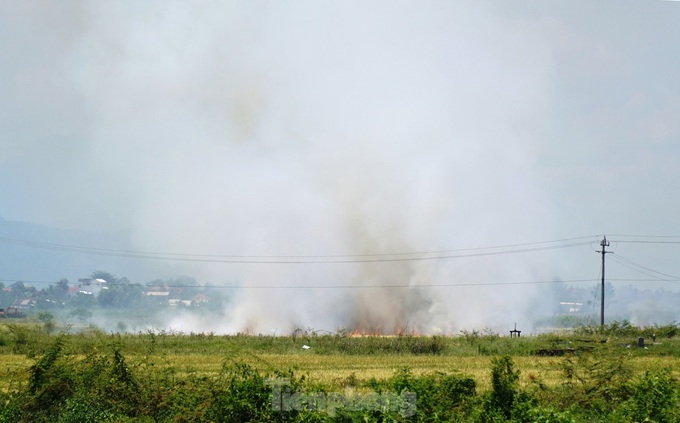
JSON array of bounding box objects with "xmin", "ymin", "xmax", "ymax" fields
[
  {"xmin": 21, "ymin": 335, "xmax": 77, "ymax": 421},
  {"xmin": 1, "ymin": 329, "xmax": 679, "ymax": 422},
  {"xmin": 483, "ymin": 355, "xmax": 520, "ymax": 421},
  {"xmin": 621, "ymin": 368, "xmax": 679, "ymax": 423},
  {"xmin": 573, "ymin": 320, "xmax": 680, "ymax": 339},
  {"xmin": 203, "ymin": 363, "xmax": 274, "ymax": 422},
  {"xmin": 526, "ymin": 406, "xmax": 577, "ymax": 423},
  {"xmin": 557, "ymin": 348, "xmax": 632, "ymax": 413},
  {"xmin": 388, "ymin": 367, "xmax": 476, "ymax": 421},
  {"xmin": 59, "ymin": 393, "xmax": 120, "ymax": 423}
]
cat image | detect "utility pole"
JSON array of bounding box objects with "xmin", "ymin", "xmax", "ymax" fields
[{"xmin": 597, "ymin": 236, "xmax": 611, "ymax": 327}]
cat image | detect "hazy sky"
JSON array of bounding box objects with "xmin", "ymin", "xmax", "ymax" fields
[{"xmin": 1, "ymin": 1, "xmax": 679, "ymax": 332}]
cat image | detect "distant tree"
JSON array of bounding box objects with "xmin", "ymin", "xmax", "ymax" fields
[
  {"xmin": 56, "ymin": 278, "xmax": 69, "ymax": 292},
  {"xmin": 0, "ymin": 284, "xmax": 12, "ymax": 308},
  {"xmin": 167, "ymin": 276, "xmax": 198, "ymax": 287},
  {"xmin": 38, "ymin": 311, "xmax": 57, "ymax": 333},
  {"xmin": 97, "ymin": 288, "xmax": 116, "ymax": 307},
  {"xmin": 1, "ymin": 281, "xmax": 35, "ymax": 307},
  {"xmin": 166, "ymin": 276, "xmax": 201, "ymax": 299},
  {"xmin": 90, "ymin": 270, "xmax": 117, "ymax": 284},
  {"xmin": 37, "ymin": 311, "xmax": 54, "ymax": 323},
  {"xmin": 591, "ymin": 281, "xmax": 616, "ymax": 305},
  {"xmin": 98, "ymin": 280, "xmax": 144, "ymax": 308},
  {"xmin": 52, "ymin": 278, "xmax": 69, "ymax": 304},
  {"xmin": 70, "ymin": 307, "xmax": 92, "ymax": 322},
  {"xmin": 71, "ymin": 292, "xmax": 97, "ymax": 309}
]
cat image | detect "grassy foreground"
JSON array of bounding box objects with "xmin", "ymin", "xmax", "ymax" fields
[{"xmin": 0, "ymin": 322, "xmax": 679, "ymax": 422}]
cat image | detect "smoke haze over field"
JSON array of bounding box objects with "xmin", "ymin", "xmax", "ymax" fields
[{"xmin": 1, "ymin": 1, "xmax": 680, "ymax": 333}]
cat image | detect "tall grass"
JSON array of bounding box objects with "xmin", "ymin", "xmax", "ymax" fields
[
  {"xmin": 0, "ymin": 321, "xmax": 679, "ymax": 421},
  {"xmin": 2, "ymin": 321, "xmax": 679, "ymax": 364}
]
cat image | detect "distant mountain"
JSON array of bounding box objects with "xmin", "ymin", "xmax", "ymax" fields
[{"xmin": 0, "ymin": 216, "xmax": 149, "ymax": 286}]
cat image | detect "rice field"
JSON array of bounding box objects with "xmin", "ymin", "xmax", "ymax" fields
[
  {"xmin": 1, "ymin": 324, "xmax": 678, "ymax": 394},
  {"xmin": 1, "ymin": 322, "xmax": 680, "ymax": 421}
]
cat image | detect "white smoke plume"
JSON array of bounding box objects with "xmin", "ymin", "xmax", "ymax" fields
[{"xmin": 3, "ymin": 1, "xmax": 679, "ymax": 334}]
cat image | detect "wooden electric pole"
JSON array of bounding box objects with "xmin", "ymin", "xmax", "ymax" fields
[{"xmin": 597, "ymin": 236, "xmax": 611, "ymax": 327}]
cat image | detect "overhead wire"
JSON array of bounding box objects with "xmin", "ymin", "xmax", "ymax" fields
[
  {"xmin": 0, "ymin": 235, "xmax": 595, "ymax": 264},
  {"xmin": 608, "ymin": 278, "xmax": 680, "ymax": 283},
  {"xmin": 0, "ymin": 277, "xmax": 598, "ymax": 289},
  {"xmin": 607, "ymin": 234, "xmax": 680, "ymax": 239},
  {"xmin": 608, "ymin": 253, "xmax": 680, "ymax": 284},
  {"xmin": 612, "ymin": 240, "xmax": 680, "ymax": 245},
  {"xmin": 608, "ymin": 234, "xmax": 680, "ymax": 245},
  {"xmin": 3, "ymin": 233, "xmax": 680, "ymax": 289}
]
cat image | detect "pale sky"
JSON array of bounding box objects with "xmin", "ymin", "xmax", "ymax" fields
[{"xmin": 1, "ymin": 1, "xmax": 679, "ymax": 331}]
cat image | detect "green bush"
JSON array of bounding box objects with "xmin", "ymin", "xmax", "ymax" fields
[
  {"xmin": 1, "ymin": 328, "xmax": 679, "ymax": 422},
  {"xmin": 620, "ymin": 368, "xmax": 679, "ymax": 423},
  {"xmin": 573, "ymin": 320, "xmax": 680, "ymax": 340},
  {"xmin": 525, "ymin": 406, "xmax": 577, "ymax": 423},
  {"xmin": 203, "ymin": 363, "xmax": 276, "ymax": 422},
  {"xmin": 557, "ymin": 348, "xmax": 632, "ymax": 413},
  {"xmin": 333, "ymin": 335, "xmax": 447, "ymax": 356},
  {"xmin": 390, "ymin": 367, "xmax": 476, "ymax": 418},
  {"xmin": 482, "ymin": 355, "xmax": 520, "ymax": 421}
]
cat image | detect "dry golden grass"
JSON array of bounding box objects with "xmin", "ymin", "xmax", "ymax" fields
[
  {"xmin": 0, "ymin": 354, "xmax": 33, "ymax": 392},
  {"xmin": 2, "ymin": 348, "xmax": 678, "ymax": 393},
  {"xmin": 114, "ymin": 353, "xmax": 675, "ymax": 392}
]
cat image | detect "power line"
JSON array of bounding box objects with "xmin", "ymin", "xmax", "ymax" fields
[
  {"xmin": 608, "ymin": 234, "xmax": 680, "ymax": 245},
  {"xmin": 607, "ymin": 234, "xmax": 680, "ymax": 239},
  {"xmin": 608, "ymin": 278, "xmax": 680, "ymax": 283},
  {"xmin": 4, "ymin": 234, "xmax": 680, "ymax": 289},
  {"xmin": 609, "ymin": 253, "xmax": 680, "ymax": 284},
  {"xmin": 612, "ymin": 240, "xmax": 680, "ymax": 244},
  {"xmin": 0, "ymin": 236, "xmax": 594, "ymax": 264},
  {"xmin": 0, "ymin": 277, "xmax": 598, "ymax": 289}
]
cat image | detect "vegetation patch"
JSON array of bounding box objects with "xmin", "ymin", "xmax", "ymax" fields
[{"xmin": 0, "ymin": 321, "xmax": 678, "ymax": 421}]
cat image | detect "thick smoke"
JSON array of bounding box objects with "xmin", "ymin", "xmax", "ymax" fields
[
  {"xmin": 4, "ymin": 2, "xmax": 678, "ymax": 334},
  {"xmin": 120, "ymin": 2, "xmax": 559, "ymax": 334}
]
